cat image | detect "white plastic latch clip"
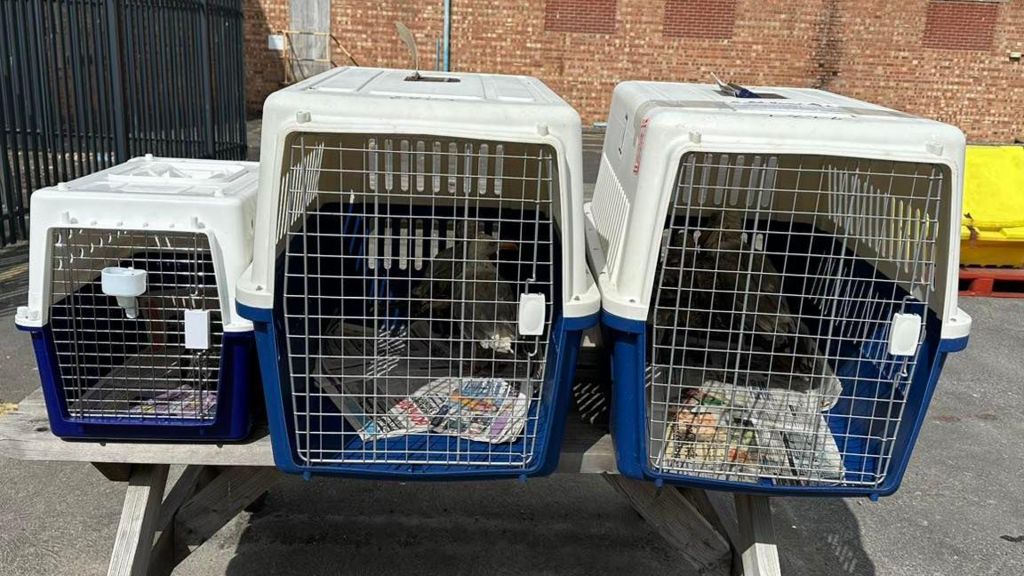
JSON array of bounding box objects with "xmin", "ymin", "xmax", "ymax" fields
[
  {"xmin": 518, "ymin": 293, "xmax": 546, "ymax": 336},
  {"xmin": 888, "ymin": 313, "xmax": 922, "ymax": 356},
  {"xmin": 184, "ymin": 310, "xmax": 211, "ymax": 350},
  {"xmin": 101, "ymin": 267, "xmax": 147, "ymax": 319}
]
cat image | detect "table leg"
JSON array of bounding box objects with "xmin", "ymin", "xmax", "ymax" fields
[
  {"xmin": 106, "ymin": 464, "xmax": 170, "ymax": 576},
  {"xmin": 734, "ymin": 494, "xmax": 781, "ymax": 576},
  {"xmin": 604, "ymin": 475, "xmax": 732, "ymax": 575}
]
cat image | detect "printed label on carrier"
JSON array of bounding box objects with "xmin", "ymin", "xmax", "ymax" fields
[{"xmin": 633, "ymin": 117, "xmax": 651, "ymax": 175}]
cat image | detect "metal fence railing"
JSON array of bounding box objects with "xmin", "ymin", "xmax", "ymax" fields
[{"xmin": 0, "ymin": 0, "xmax": 247, "ymax": 248}]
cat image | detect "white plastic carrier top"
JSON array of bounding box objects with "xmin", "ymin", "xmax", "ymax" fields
[
  {"xmin": 586, "ymin": 81, "xmax": 971, "ymax": 340},
  {"xmin": 236, "ymin": 66, "xmax": 601, "ymax": 317},
  {"xmin": 15, "ymin": 155, "xmax": 259, "ymax": 332}
]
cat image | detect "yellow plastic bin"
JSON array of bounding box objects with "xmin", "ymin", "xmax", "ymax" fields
[{"xmin": 961, "ymin": 145, "xmax": 1024, "ymax": 267}]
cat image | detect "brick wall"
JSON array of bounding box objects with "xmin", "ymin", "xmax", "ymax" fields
[
  {"xmin": 922, "ymin": 1, "xmax": 1000, "ymax": 51},
  {"xmin": 242, "ymin": 0, "xmax": 1024, "ymax": 142},
  {"xmin": 824, "ymin": 0, "xmax": 1024, "ymax": 143},
  {"xmin": 663, "ymin": 0, "xmax": 738, "ymax": 40},
  {"xmin": 544, "ymin": 0, "xmax": 618, "ymax": 34},
  {"xmin": 243, "ymin": 0, "xmax": 289, "ymax": 113}
]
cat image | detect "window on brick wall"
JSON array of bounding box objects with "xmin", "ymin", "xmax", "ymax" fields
[
  {"xmin": 923, "ymin": 0, "xmax": 1002, "ymax": 51},
  {"xmin": 663, "ymin": 0, "xmax": 737, "ymax": 40},
  {"xmin": 544, "ymin": 0, "xmax": 618, "ymax": 34}
]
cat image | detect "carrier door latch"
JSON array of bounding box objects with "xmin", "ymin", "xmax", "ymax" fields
[
  {"xmin": 184, "ymin": 309, "xmax": 211, "ymax": 350},
  {"xmin": 518, "ymin": 293, "xmax": 547, "ymax": 336},
  {"xmin": 888, "ymin": 313, "xmax": 922, "ymax": 356}
]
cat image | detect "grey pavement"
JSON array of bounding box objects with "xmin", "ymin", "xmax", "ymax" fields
[{"xmin": 1, "ymin": 122, "xmax": 1022, "ymax": 575}]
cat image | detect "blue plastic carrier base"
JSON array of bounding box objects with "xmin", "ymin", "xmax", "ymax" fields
[
  {"xmin": 606, "ymin": 311, "xmax": 966, "ymax": 498},
  {"xmin": 241, "ymin": 302, "xmax": 596, "ymax": 480},
  {"xmin": 18, "ymin": 325, "xmax": 260, "ymax": 442}
]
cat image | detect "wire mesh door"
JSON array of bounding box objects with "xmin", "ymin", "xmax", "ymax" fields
[
  {"xmin": 280, "ymin": 133, "xmax": 558, "ymax": 467},
  {"xmin": 49, "ymin": 228, "xmax": 222, "ymax": 421},
  {"xmin": 648, "ymin": 152, "xmax": 944, "ymax": 487}
]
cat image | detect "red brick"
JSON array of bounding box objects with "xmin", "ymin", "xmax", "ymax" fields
[
  {"xmin": 544, "ymin": 0, "xmax": 617, "ymax": 34},
  {"xmin": 923, "ymin": 1, "xmax": 999, "ymax": 51},
  {"xmin": 664, "ymin": 0, "xmax": 738, "ymax": 40}
]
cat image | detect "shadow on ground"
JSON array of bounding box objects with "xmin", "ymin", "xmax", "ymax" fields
[{"xmin": 173, "ymin": 472, "xmax": 875, "ymax": 576}]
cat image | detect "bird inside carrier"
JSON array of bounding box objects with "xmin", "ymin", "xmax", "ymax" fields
[
  {"xmin": 16, "ymin": 156, "xmax": 260, "ymax": 440},
  {"xmin": 272, "ymin": 131, "xmax": 563, "ymax": 468},
  {"xmin": 645, "ymin": 152, "xmax": 948, "ymax": 487}
]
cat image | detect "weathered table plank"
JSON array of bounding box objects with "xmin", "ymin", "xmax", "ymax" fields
[{"xmin": 0, "ymin": 388, "xmax": 616, "ymax": 474}]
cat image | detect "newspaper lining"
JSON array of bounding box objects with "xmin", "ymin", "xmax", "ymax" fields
[
  {"xmin": 127, "ymin": 386, "xmax": 218, "ymax": 419},
  {"xmin": 314, "ymin": 319, "xmax": 531, "ymax": 444},
  {"xmin": 659, "ymin": 379, "xmax": 845, "ymax": 485},
  {"xmin": 73, "ymin": 349, "xmax": 218, "ymax": 419}
]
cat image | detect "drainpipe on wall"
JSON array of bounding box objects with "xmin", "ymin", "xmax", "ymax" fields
[{"xmin": 442, "ymin": 0, "xmax": 451, "ymax": 72}]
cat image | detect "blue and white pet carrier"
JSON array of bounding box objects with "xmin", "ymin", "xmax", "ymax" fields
[
  {"xmin": 236, "ymin": 67, "xmax": 600, "ymax": 479},
  {"xmin": 586, "ymin": 82, "xmax": 972, "ymax": 497},
  {"xmin": 15, "ymin": 156, "xmax": 261, "ymax": 440}
]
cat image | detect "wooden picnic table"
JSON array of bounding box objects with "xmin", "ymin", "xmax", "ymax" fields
[{"xmin": 0, "ymin": 387, "xmax": 780, "ymax": 576}]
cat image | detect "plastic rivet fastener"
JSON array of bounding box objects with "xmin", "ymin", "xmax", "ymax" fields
[
  {"xmin": 296, "ymin": 111, "xmax": 311, "ymax": 123},
  {"xmin": 689, "ymin": 131, "xmax": 702, "ymax": 144},
  {"xmin": 145, "ymin": 153, "xmax": 154, "ymax": 161},
  {"xmin": 536, "ymin": 123, "xmax": 549, "ymax": 136}
]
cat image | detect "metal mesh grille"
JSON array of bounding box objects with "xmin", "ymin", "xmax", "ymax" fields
[
  {"xmin": 648, "ymin": 153, "xmax": 943, "ymax": 487},
  {"xmin": 280, "ymin": 133, "xmax": 558, "ymax": 467},
  {"xmin": 49, "ymin": 228, "xmax": 223, "ymax": 421}
]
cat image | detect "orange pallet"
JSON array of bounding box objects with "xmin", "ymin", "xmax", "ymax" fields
[{"xmin": 959, "ymin": 267, "xmax": 1024, "ymax": 298}]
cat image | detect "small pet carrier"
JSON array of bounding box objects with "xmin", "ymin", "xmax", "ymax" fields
[
  {"xmin": 586, "ymin": 81, "xmax": 972, "ymax": 497},
  {"xmin": 15, "ymin": 156, "xmax": 261, "ymax": 440},
  {"xmin": 237, "ymin": 67, "xmax": 600, "ymax": 478}
]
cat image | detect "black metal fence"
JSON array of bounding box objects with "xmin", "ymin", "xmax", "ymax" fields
[{"xmin": 0, "ymin": 0, "xmax": 248, "ymax": 248}]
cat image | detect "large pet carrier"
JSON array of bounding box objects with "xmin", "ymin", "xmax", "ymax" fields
[
  {"xmin": 237, "ymin": 67, "xmax": 600, "ymax": 478},
  {"xmin": 15, "ymin": 156, "xmax": 261, "ymax": 440},
  {"xmin": 586, "ymin": 82, "xmax": 972, "ymax": 497}
]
